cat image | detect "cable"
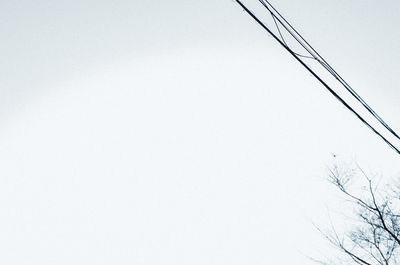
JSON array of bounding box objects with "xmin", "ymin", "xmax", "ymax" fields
[
  {"xmin": 271, "ymin": 12, "xmax": 288, "ymax": 47},
  {"xmin": 269, "ymin": 7, "xmax": 315, "ymax": 59},
  {"xmin": 259, "ymin": 0, "xmax": 320, "ymax": 61},
  {"xmin": 234, "ymin": 0, "xmax": 400, "ymax": 155},
  {"xmin": 259, "ymin": 0, "xmax": 400, "ymax": 141}
]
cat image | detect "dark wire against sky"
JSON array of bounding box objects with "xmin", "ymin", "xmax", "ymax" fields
[{"xmin": 234, "ymin": 0, "xmax": 400, "ymax": 156}]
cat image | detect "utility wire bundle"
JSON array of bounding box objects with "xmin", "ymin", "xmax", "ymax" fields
[{"xmin": 235, "ymin": 0, "xmax": 400, "ymax": 155}]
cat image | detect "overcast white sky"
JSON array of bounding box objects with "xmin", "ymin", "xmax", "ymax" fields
[{"xmin": 1, "ymin": 0, "xmax": 400, "ymax": 264}]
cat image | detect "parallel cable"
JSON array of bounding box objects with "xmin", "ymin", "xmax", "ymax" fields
[
  {"xmin": 234, "ymin": 0, "xmax": 400, "ymax": 155},
  {"xmin": 259, "ymin": 0, "xmax": 400, "ymax": 141}
]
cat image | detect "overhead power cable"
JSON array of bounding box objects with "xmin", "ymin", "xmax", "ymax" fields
[
  {"xmin": 234, "ymin": 0, "xmax": 400, "ymax": 155},
  {"xmin": 258, "ymin": 0, "xmax": 400, "ymax": 142}
]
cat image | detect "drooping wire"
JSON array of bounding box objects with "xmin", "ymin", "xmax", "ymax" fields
[
  {"xmin": 234, "ymin": 0, "xmax": 400, "ymax": 155},
  {"xmin": 271, "ymin": 13, "xmax": 287, "ymax": 46},
  {"xmin": 269, "ymin": 8, "xmax": 315, "ymax": 60},
  {"xmin": 259, "ymin": 0, "xmax": 400, "ymax": 141},
  {"xmin": 259, "ymin": 0, "xmax": 320, "ymax": 61}
]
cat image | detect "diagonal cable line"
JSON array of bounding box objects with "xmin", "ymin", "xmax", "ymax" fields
[
  {"xmin": 234, "ymin": 0, "xmax": 400, "ymax": 155},
  {"xmin": 258, "ymin": 0, "xmax": 400, "ymax": 141}
]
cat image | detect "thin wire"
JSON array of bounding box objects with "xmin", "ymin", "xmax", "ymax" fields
[
  {"xmin": 259, "ymin": 0, "xmax": 400, "ymax": 141},
  {"xmin": 295, "ymin": 52, "xmax": 315, "ymax": 60},
  {"xmin": 259, "ymin": 0, "xmax": 320, "ymax": 61},
  {"xmin": 270, "ymin": 9, "xmax": 315, "ymax": 59},
  {"xmin": 234, "ymin": 0, "xmax": 400, "ymax": 155},
  {"xmin": 271, "ymin": 12, "xmax": 288, "ymax": 46}
]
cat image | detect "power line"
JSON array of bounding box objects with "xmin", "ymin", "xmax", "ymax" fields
[
  {"xmin": 258, "ymin": 0, "xmax": 400, "ymax": 142},
  {"xmin": 234, "ymin": 0, "xmax": 400, "ymax": 155}
]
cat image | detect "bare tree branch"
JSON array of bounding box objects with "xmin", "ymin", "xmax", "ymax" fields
[{"xmin": 315, "ymin": 163, "xmax": 400, "ymax": 265}]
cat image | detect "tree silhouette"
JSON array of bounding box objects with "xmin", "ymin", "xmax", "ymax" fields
[{"xmin": 316, "ymin": 163, "xmax": 400, "ymax": 265}]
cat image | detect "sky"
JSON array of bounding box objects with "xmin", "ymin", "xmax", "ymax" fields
[{"xmin": 1, "ymin": 0, "xmax": 400, "ymax": 264}]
